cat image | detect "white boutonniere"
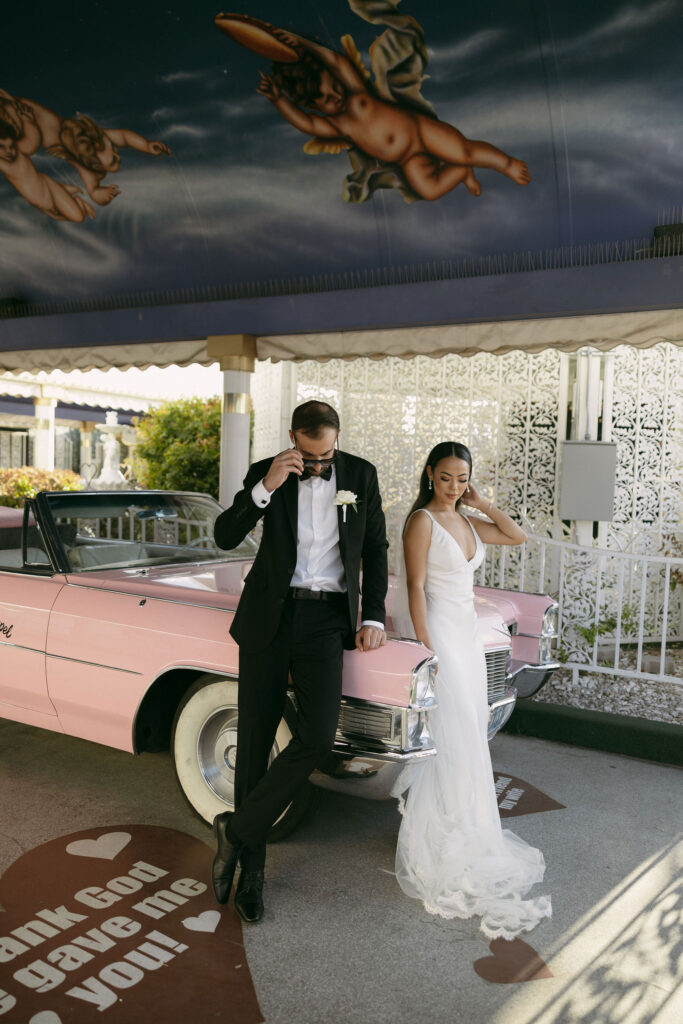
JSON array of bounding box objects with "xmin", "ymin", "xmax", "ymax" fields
[{"xmin": 333, "ymin": 489, "xmax": 360, "ymax": 523}]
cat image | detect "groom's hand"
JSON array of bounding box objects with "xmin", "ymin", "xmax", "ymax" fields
[
  {"xmin": 355, "ymin": 625, "xmax": 387, "ymax": 652},
  {"xmin": 263, "ymin": 448, "xmax": 304, "ymax": 492}
]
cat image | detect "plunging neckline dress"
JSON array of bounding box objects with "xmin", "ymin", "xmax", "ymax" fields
[{"xmin": 393, "ymin": 509, "xmax": 551, "ymax": 939}]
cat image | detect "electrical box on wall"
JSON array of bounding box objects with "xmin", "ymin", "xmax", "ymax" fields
[{"xmin": 559, "ymin": 441, "xmax": 617, "ymax": 521}]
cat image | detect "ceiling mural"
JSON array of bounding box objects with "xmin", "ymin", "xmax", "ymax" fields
[{"xmin": 0, "ymin": 0, "xmax": 680, "ymax": 306}]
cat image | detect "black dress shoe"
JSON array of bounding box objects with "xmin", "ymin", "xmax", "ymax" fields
[
  {"xmin": 234, "ymin": 869, "xmax": 265, "ymax": 924},
  {"xmin": 211, "ymin": 812, "xmax": 243, "ymax": 905}
]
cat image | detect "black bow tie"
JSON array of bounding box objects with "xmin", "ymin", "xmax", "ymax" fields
[{"xmin": 300, "ymin": 464, "xmax": 333, "ymax": 482}]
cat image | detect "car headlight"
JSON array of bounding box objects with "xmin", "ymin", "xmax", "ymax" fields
[
  {"xmin": 541, "ymin": 602, "xmax": 559, "ymax": 637},
  {"xmin": 403, "ymin": 709, "xmax": 432, "ymax": 748},
  {"xmin": 538, "ymin": 636, "xmax": 554, "ymax": 663},
  {"xmin": 409, "ymin": 655, "xmax": 438, "ymax": 707}
]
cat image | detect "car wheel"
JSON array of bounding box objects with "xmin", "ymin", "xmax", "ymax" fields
[{"xmin": 171, "ymin": 674, "xmax": 319, "ymax": 841}]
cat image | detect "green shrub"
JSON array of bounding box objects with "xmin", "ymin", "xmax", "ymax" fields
[
  {"xmin": 0, "ymin": 467, "xmax": 83, "ymax": 507},
  {"xmin": 132, "ymin": 397, "xmax": 221, "ymax": 498},
  {"xmin": 578, "ymin": 603, "xmax": 640, "ymax": 646}
]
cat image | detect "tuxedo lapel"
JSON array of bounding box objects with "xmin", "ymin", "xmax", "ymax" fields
[
  {"xmin": 283, "ymin": 471, "xmax": 298, "ymax": 542},
  {"xmin": 333, "ymin": 452, "xmax": 347, "ymax": 562},
  {"xmin": 334, "ymin": 451, "xmax": 360, "ymax": 563}
]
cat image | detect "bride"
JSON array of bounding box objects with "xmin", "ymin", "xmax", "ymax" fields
[{"xmin": 394, "ymin": 441, "xmax": 551, "ymax": 939}]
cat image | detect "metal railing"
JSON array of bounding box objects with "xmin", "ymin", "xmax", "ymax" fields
[
  {"xmin": 477, "ymin": 534, "xmax": 683, "ymax": 688},
  {"xmin": 72, "ymin": 511, "xmax": 213, "ymax": 549}
]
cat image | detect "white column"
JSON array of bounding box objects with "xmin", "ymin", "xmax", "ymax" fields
[
  {"xmin": 596, "ymin": 352, "xmax": 615, "ymax": 546},
  {"xmin": 573, "ymin": 350, "xmax": 589, "ymax": 441},
  {"xmin": 207, "ymin": 335, "xmax": 256, "ymax": 508},
  {"xmin": 573, "ymin": 349, "xmax": 604, "ymax": 545},
  {"xmin": 601, "ymin": 353, "xmax": 615, "ymax": 443},
  {"xmin": 32, "ymin": 396, "xmax": 57, "ymax": 471},
  {"xmin": 584, "ymin": 350, "xmax": 602, "ymax": 441},
  {"xmin": 219, "ymin": 370, "xmax": 252, "ymax": 507}
]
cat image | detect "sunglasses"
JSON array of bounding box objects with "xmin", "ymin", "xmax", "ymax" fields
[
  {"xmin": 300, "ymin": 454, "xmax": 336, "ymax": 469},
  {"xmin": 293, "ymin": 446, "xmax": 337, "ymax": 469}
]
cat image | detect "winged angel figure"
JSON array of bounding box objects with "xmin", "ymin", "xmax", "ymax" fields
[
  {"xmin": 217, "ymin": 0, "xmax": 530, "ymax": 202},
  {"xmin": 0, "ymin": 86, "xmax": 170, "ymax": 222}
]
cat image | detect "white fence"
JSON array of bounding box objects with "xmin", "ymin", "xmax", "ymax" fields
[{"xmin": 478, "ymin": 534, "xmax": 683, "ymax": 688}]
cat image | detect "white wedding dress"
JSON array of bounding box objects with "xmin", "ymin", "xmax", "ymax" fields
[{"xmin": 393, "ymin": 509, "xmax": 551, "ymax": 940}]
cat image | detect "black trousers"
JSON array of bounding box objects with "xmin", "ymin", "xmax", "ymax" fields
[{"xmin": 231, "ymin": 593, "xmax": 349, "ymax": 850}]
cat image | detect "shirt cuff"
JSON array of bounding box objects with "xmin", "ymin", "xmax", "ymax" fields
[
  {"xmin": 251, "ymin": 479, "xmax": 272, "ymax": 508},
  {"xmin": 359, "ymin": 619, "xmax": 385, "ymax": 631}
]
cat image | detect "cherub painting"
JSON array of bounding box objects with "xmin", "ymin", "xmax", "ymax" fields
[
  {"xmin": 216, "ymin": 1, "xmax": 530, "ymax": 203},
  {"xmin": 0, "ymin": 87, "xmax": 170, "ymax": 222}
]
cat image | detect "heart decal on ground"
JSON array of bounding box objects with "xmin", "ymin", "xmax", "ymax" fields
[
  {"xmin": 494, "ymin": 773, "xmax": 565, "ymax": 818},
  {"xmin": 2, "ymin": 824, "xmax": 263, "ymax": 1022},
  {"xmin": 473, "ymin": 937, "xmax": 553, "ymax": 984},
  {"xmin": 65, "ymin": 831, "xmax": 132, "ymax": 860},
  {"xmin": 183, "ymin": 910, "xmax": 222, "ymax": 933}
]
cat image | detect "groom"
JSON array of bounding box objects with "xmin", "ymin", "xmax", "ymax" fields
[{"xmin": 211, "ymin": 400, "xmax": 388, "ymax": 922}]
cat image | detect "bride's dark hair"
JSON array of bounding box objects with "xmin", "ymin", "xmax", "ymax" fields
[{"xmin": 404, "ymin": 441, "xmax": 473, "ymax": 530}]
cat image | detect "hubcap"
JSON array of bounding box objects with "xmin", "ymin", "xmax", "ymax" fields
[
  {"xmin": 196, "ymin": 704, "xmax": 279, "ymax": 807},
  {"xmin": 197, "ymin": 706, "xmax": 239, "ymax": 805}
]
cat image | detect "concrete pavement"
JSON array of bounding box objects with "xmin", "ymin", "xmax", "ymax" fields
[{"xmin": 0, "ymin": 718, "xmax": 680, "ymax": 1024}]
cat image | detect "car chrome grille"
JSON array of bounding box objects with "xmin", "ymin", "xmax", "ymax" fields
[
  {"xmin": 486, "ymin": 647, "xmax": 509, "ymax": 703},
  {"xmin": 336, "ymin": 702, "xmax": 396, "ymax": 744}
]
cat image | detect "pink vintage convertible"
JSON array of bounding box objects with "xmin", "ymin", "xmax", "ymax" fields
[{"xmin": 0, "ymin": 491, "xmax": 558, "ymax": 838}]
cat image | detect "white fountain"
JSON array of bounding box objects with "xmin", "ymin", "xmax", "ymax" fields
[{"xmin": 92, "ymin": 411, "xmax": 128, "ymax": 490}]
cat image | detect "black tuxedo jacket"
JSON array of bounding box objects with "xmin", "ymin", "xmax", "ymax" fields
[{"xmin": 214, "ymin": 450, "xmax": 388, "ymax": 652}]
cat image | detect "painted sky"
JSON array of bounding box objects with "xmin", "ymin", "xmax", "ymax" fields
[{"xmin": 0, "ymin": 0, "xmax": 681, "ymax": 302}]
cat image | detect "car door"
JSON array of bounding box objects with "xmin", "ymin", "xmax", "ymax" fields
[{"xmin": 0, "ymin": 563, "xmax": 64, "ymax": 718}]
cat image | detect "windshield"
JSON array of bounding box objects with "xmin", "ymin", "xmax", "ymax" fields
[{"xmin": 44, "ymin": 491, "xmax": 258, "ymax": 572}]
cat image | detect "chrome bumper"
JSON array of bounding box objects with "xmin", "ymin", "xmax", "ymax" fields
[
  {"xmin": 487, "ymin": 687, "xmax": 517, "ymax": 739},
  {"xmin": 311, "ymin": 741, "xmax": 436, "ymax": 800},
  {"xmin": 508, "ymin": 662, "xmax": 560, "ymax": 698},
  {"xmin": 313, "ymin": 686, "xmax": 518, "ymax": 798}
]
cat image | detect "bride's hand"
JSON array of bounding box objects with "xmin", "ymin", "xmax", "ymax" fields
[
  {"xmin": 417, "ymin": 635, "xmax": 437, "ymax": 667},
  {"xmin": 462, "ymin": 481, "xmax": 485, "ymax": 509}
]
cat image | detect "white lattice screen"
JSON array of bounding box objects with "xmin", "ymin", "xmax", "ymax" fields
[
  {"xmin": 294, "ymin": 350, "xmax": 564, "ymax": 571},
  {"xmin": 253, "ymin": 343, "xmax": 682, "ymax": 575},
  {"xmin": 607, "ymin": 343, "xmax": 683, "ymax": 554}
]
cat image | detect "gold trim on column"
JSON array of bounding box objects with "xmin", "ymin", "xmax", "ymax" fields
[
  {"xmin": 222, "ymin": 393, "xmax": 252, "ymax": 415},
  {"xmin": 221, "ymin": 355, "xmax": 256, "ymax": 372},
  {"xmin": 207, "ymin": 334, "xmax": 256, "ymax": 372}
]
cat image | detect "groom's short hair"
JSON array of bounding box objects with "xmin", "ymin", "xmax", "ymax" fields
[{"xmin": 291, "ymin": 400, "xmax": 340, "ymax": 438}]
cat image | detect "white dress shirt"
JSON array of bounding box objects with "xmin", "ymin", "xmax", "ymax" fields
[{"xmin": 251, "ymin": 470, "xmax": 383, "ymax": 629}]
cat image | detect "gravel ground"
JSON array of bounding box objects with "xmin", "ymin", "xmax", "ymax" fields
[{"xmin": 531, "ymin": 650, "xmax": 683, "ymax": 725}]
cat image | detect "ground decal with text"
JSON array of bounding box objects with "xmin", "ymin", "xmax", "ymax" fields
[{"xmin": 0, "ymin": 825, "xmax": 263, "ymax": 1022}]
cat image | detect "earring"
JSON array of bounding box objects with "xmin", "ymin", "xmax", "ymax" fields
[{"xmin": 428, "ymin": 479, "xmax": 433, "ymax": 491}]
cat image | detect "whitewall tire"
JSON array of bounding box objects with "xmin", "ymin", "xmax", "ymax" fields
[{"xmin": 171, "ymin": 674, "xmax": 319, "ymax": 841}]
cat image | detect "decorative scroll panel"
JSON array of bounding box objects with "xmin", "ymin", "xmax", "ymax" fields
[
  {"xmin": 608, "ymin": 343, "xmax": 682, "ymax": 554},
  {"xmin": 291, "ymin": 344, "xmax": 683, "ymax": 647},
  {"xmin": 252, "ymin": 360, "xmax": 284, "ymax": 461},
  {"xmin": 296, "ymin": 350, "xmax": 563, "ymax": 571}
]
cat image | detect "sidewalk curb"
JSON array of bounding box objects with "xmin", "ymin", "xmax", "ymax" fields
[{"xmin": 503, "ymin": 699, "xmax": 683, "ymax": 767}]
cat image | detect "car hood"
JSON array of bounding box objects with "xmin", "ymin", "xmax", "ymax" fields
[
  {"xmin": 64, "ymin": 563, "xmax": 512, "ymax": 648},
  {"xmin": 473, "ymin": 594, "xmax": 513, "ymax": 647},
  {"xmin": 473, "ymin": 587, "xmax": 518, "ymax": 627},
  {"xmin": 385, "ymin": 576, "xmax": 510, "ymax": 649},
  {"xmin": 64, "ymin": 559, "xmax": 250, "ymax": 610}
]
